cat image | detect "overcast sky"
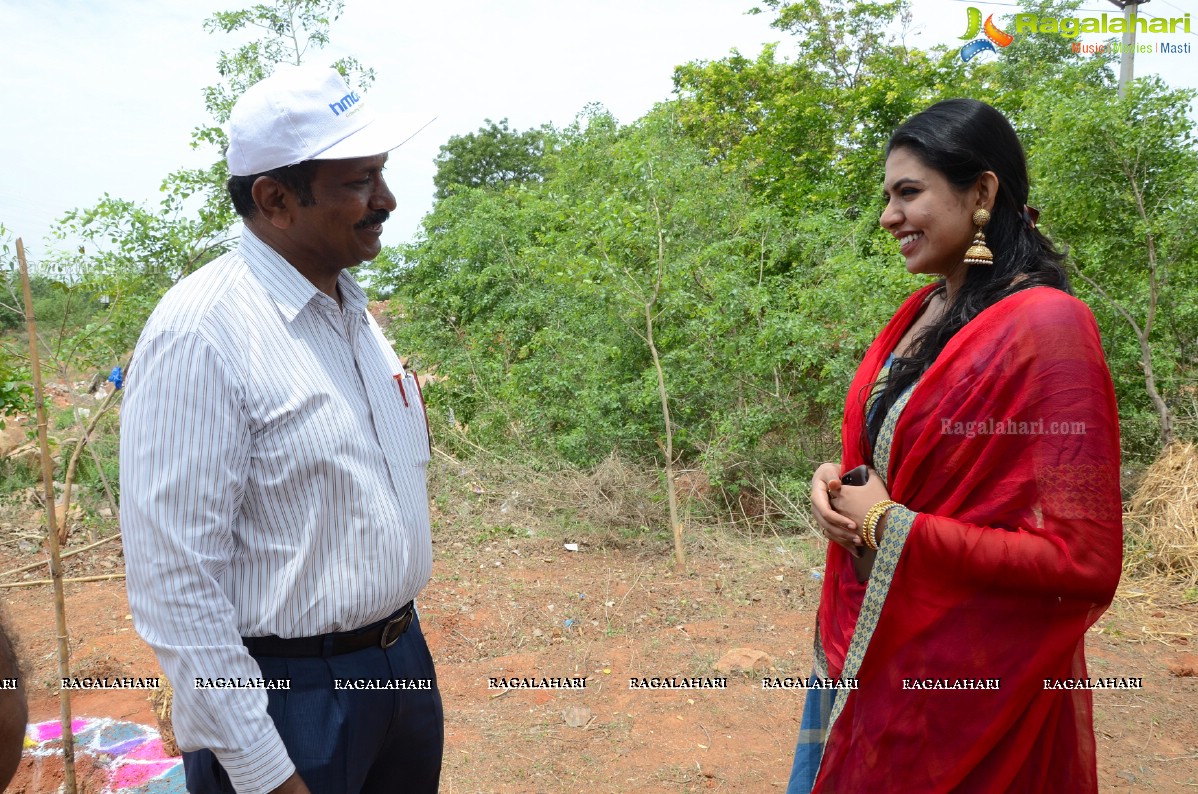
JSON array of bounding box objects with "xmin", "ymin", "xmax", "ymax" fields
[{"xmin": 2, "ymin": 0, "xmax": 1195, "ymax": 263}]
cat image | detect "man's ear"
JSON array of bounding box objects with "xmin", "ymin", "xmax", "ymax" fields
[{"xmin": 251, "ymin": 176, "xmax": 296, "ymax": 230}]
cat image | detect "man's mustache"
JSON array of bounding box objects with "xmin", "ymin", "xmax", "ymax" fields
[{"xmin": 355, "ymin": 210, "xmax": 390, "ymax": 228}]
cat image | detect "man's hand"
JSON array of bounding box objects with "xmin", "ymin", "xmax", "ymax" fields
[{"xmin": 269, "ymin": 772, "xmax": 311, "ymax": 794}]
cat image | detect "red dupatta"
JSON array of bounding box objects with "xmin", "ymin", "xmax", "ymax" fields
[{"xmin": 813, "ymin": 284, "xmax": 1122, "ymax": 792}]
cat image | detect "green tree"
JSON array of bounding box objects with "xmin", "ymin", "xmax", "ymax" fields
[
  {"xmin": 675, "ymin": 0, "xmax": 966, "ymax": 216},
  {"xmin": 379, "ymin": 0, "xmax": 1198, "ymax": 534},
  {"xmin": 758, "ymin": 0, "xmax": 909, "ymax": 86},
  {"xmin": 0, "ymin": 230, "xmax": 33, "ymax": 424},
  {"xmin": 381, "ymin": 103, "xmax": 922, "ymax": 508},
  {"xmin": 432, "ymin": 118, "xmax": 550, "ymax": 200},
  {"xmin": 674, "ymin": 0, "xmax": 1113, "ymax": 216},
  {"xmin": 1030, "ymin": 76, "xmax": 1198, "ymax": 452}
]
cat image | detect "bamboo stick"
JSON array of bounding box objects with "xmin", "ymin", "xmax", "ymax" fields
[
  {"xmin": 0, "ymin": 573, "xmax": 126, "ymax": 590},
  {"xmin": 18, "ymin": 237, "xmax": 78, "ymax": 794}
]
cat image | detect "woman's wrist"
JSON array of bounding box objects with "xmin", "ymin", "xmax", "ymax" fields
[
  {"xmin": 874, "ymin": 504, "xmax": 919, "ymax": 548},
  {"xmin": 866, "ymin": 501, "xmax": 919, "ymax": 549},
  {"xmin": 875, "ymin": 509, "xmax": 890, "ymax": 543},
  {"xmin": 862, "ymin": 500, "xmax": 898, "ymax": 550}
]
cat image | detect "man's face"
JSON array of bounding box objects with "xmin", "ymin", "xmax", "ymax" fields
[{"xmin": 287, "ymin": 153, "xmax": 397, "ymax": 271}]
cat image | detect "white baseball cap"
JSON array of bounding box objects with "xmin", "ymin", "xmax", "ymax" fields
[{"xmin": 226, "ymin": 65, "xmax": 403, "ymax": 176}]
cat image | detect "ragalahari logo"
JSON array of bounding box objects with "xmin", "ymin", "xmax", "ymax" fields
[{"xmin": 959, "ymin": 7, "xmax": 1014, "ymax": 62}]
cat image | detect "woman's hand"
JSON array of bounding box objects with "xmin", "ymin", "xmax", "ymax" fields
[
  {"xmin": 832, "ymin": 468, "xmax": 891, "ymax": 537},
  {"xmin": 812, "ymin": 462, "xmax": 863, "ymax": 558}
]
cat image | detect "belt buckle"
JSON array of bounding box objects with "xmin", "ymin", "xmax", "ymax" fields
[{"xmin": 379, "ymin": 609, "xmax": 413, "ymax": 649}]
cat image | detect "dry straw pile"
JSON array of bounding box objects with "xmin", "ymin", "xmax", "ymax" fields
[
  {"xmin": 148, "ymin": 677, "xmax": 180, "ymax": 756},
  {"xmin": 1124, "ymin": 441, "xmax": 1198, "ymax": 584}
]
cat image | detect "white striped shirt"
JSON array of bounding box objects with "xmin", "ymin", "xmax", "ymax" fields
[{"xmin": 120, "ymin": 228, "xmax": 432, "ymax": 793}]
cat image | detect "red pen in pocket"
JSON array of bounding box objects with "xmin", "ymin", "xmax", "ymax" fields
[{"xmin": 393, "ymin": 373, "xmax": 409, "ymax": 407}]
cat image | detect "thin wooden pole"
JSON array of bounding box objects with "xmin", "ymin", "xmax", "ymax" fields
[{"xmin": 17, "ymin": 237, "xmax": 78, "ymax": 794}]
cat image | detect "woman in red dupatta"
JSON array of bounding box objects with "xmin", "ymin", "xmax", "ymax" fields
[{"xmin": 786, "ymin": 99, "xmax": 1123, "ymax": 793}]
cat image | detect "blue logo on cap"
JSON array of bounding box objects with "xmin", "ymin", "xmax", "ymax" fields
[{"xmin": 329, "ymin": 91, "xmax": 360, "ymax": 116}]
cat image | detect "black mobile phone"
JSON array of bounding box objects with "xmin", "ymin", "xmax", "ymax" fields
[{"xmin": 840, "ymin": 464, "xmax": 869, "ymax": 487}]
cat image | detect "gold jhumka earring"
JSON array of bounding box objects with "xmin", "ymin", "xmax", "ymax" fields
[{"xmin": 964, "ymin": 208, "xmax": 993, "ymax": 266}]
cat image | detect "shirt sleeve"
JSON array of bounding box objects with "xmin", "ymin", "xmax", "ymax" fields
[{"xmin": 120, "ymin": 328, "xmax": 295, "ymax": 794}]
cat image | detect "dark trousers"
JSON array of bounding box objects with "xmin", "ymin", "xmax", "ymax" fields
[{"xmin": 183, "ymin": 613, "xmax": 443, "ymax": 793}]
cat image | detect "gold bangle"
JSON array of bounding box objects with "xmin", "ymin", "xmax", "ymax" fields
[
  {"xmin": 863, "ymin": 500, "xmax": 898, "ymax": 550},
  {"xmin": 861, "ymin": 502, "xmax": 883, "ymax": 550},
  {"xmin": 870, "ymin": 503, "xmax": 899, "ymax": 549},
  {"xmin": 865, "ymin": 502, "xmax": 891, "ymax": 550}
]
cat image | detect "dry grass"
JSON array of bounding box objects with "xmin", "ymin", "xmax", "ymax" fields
[
  {"xmin": 1107, "ymin": 575, "xmax": 1198, "ymax": 646},
  {"xmin": 1123, "ymin": 441, "xmax": 1198, "ymax": 585},
  {"xmin": 426, "ymin": 444, "xmax": 820, "ymax": 573},
  {"xmin": 423, "ymin": 443, "xmax": 819, "ymax": 609},
  {"xmin": 428, "ymin": 445, "xmax": 670, "ymax": 539},
  {"xmin": 1111, "ymin": 441, "xmax": 1198, "ymax": 647},
  {"xmin": 148, "ymin": 677, "xmax": 179, "ymax": 756},
  {"xmin": 563, "ymin": 452, "xmax": 670, "ymax": 531}
]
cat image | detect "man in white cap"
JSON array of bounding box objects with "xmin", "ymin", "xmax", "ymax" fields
[{"xmin": 121, "ymin": 65, "xmax": 442, "ymax": 794}]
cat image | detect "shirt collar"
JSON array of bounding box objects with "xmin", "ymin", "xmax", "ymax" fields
[{"xmin": 239, "ymin": 227, "xmax": 369, "ymax": 322}]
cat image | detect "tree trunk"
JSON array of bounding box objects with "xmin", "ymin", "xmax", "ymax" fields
[{"xmin": 645, "ymin": 302, "xmax": 685, "ymax": 570}]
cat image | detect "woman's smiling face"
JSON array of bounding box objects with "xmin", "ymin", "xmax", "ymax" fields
[{"xmin": 879, "ymin": 146, "xmax": 979, "ymax": 284}]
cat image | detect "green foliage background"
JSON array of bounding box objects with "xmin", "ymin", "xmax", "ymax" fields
[
  {"xmin": 3, "ymin": 0, "xmax": 1196, "ymax": 522},
  {"xmin": 371, "ymin": 0, "xmax": 1198, "ymax": 509}
]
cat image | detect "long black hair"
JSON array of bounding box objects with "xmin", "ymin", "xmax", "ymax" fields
[{"xmin": 862, "ymin": 98, "xmax": 1070, "ymax": 461}]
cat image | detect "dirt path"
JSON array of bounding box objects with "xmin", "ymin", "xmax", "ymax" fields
[{"xmin": 2, "ymin": 519, "xmax": 1196, "ymax": 792}]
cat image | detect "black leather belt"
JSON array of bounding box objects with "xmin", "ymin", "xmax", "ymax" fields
[{"xmin": 242, "ymin": 601, "xmax": 415, "ymax": 658}]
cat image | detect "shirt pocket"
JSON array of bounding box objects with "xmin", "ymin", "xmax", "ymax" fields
[
  {"xmin": 362, "ymin": 315, "xmax": 431, "ymax": 471},
  {"xmin": 391, "ymin": 370, "xmax": 432, "ymax": 468}
]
